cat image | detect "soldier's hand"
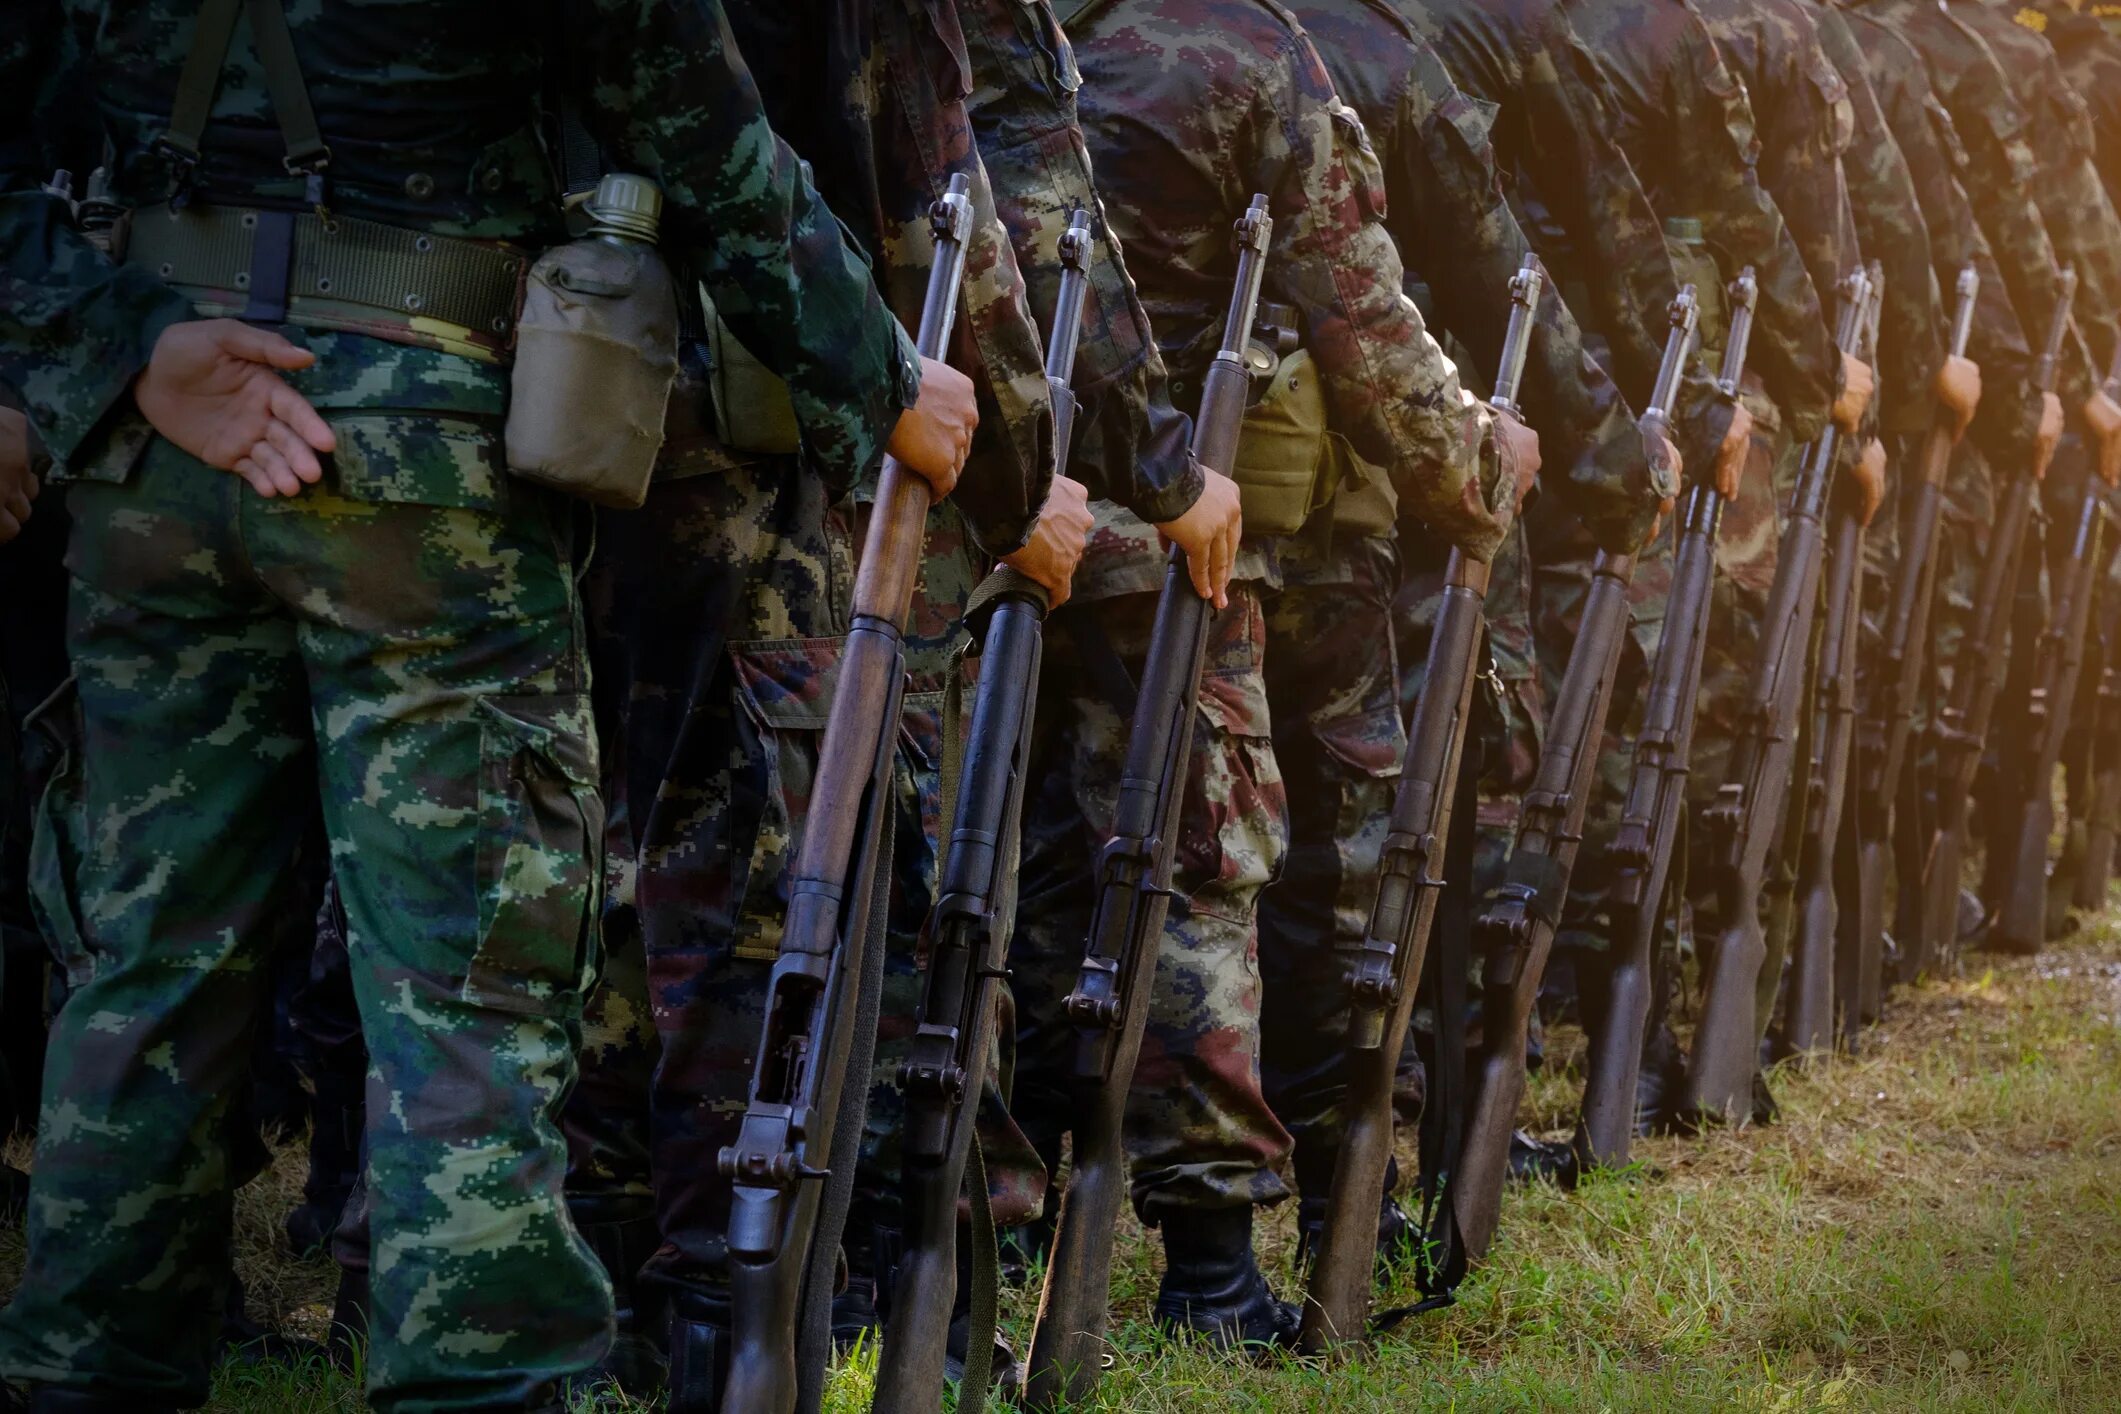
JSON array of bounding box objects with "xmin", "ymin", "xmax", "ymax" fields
[
  {"xmin": 1934, "ymin": 354, "xmax": 1982, "ymax": 442},
  {"xmin": 1642, "ymin": 427, "xmax": 1680, "ymax": 545},
  {"xmin": 1155, "ymin": 465, "xmax": 1242, "ymax": 610},
  {"xmin": 1494, "ymin": 408, "xmax": 1541, "ymax": 509},
  {"xmin": 135, "ymin": 319, "xmax": 336, "ymax": 498},
  {"xmin": 2082, "ymin": 389, "xmax": 2121, "ymax": 488},
  {"xmin": 889, "ymin": 355, "xmax": 976, "ymax": 499},
  {"xmin": 1833, "ymin": 353, "xmax": 1875, "ymax": 435},
  {"xmin": 1714, "ymin": 402, "xmax": 1755, "ymax": 500},
  {"xmin": 1852, "ymin": 437, "xmax": 1888, "ymax": 527},
  {"xmin": 2034, "ymin": 391, "xmax": 2065, "ymax": 481},
  {"xmin": 0, "ymin": 407, "xmax": 35, "ymax": 545},
  {"xmin": 1002, "ymin": 474, "xmax": 1093, "ymax": 609}
]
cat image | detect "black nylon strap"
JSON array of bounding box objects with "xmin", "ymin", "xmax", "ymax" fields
[
  {"xmin": 160, "ymin": 0, "xmax": 245, "ymax": 166},
  {"xmin": 243, "ymin": 208, "xmax": 296, "ymax": 324},
  {"xmin": 245, "ymin": 0, "xmax": 330, "ymax": 174}
]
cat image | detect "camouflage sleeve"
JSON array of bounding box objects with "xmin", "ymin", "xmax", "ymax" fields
[
  {"xmin": 1673, "ymin": 13, "xmax": 1838, "ymax": 444},
  {"xmin": 2027, "ymin": 73, "xmax": 2121, "ymax": 379},
  {"xmin": 958, "ymin": 0, "xmax": 1203, "ymax": 524},
  {"xmin": 1815, "ymin": 5, "xmax": 1944, "ymax": 437},
  {"xmin": 578, "ymin": 0, "xmax": 920, "ymax": 490},
  {"xmin": 1269, "ymin": 32, "xmax": 1501, "ymax": 560},
  {"xmin": 1403, "ymin": 58, "xmax": 1659, "ymax": 552}
]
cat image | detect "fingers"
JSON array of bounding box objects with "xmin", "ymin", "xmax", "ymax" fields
[
  {"xmin": 1211, "ymin": 519, "xmax": 1234, "ymax": 610},
  {"xmin": 223, "ymin": 322, "xmax": 318, "ymax": 371},
  {"xmin": 239, "ymin": 438, "xmax": 304, "ymax": 497},
  {"xmin": 264, "ymin": 417, "xmax": 325, "ymax": 486},
  {"xmin": 268, "ymin": 382, "xmax": 336, "ymax": 454}
]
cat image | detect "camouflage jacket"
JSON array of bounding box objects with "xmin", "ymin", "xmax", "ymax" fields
[
  {"xmin": 731, "ymin": 0, "xmax": 1055, "ymax": 555},
  {"xmin": 1807, "ymin": 0, "xmax": 1946, "ymax": 438},
  {"xmin": 1851, "ymin": 1, "xmax": 2090, "ymax": 406},
  {"xmin": 0, "ymin": 0, "xmax": 922, "ymax": 497},
  {"xmin": 1566, "ymin": 0, "xmax": 1842, "ymax": 446},
  {"xmin": 2032, "ymin": 2, "xmax": 2121, "ymax": 208},
  {"xmin": 1696, "ymin": 0, "xmax": 1857, "ymax": 328},
  {"xmin": 1065, "ymin": 0, "xmax": 1507, "ymax": 568},
  {"xmin": 1836, "ymin": 1, "xmax": 2044, "ymax": 469},
  {"xmin": 1963, "ymin": 0, "xmax": 2121, "ymax": 377},
  {"xmin": 958, "ymin": 0, "xmax": 1204, "ymax": 533},
  {"xmin": 1405, "ymin": 0, "xmax": 1739, "ymax": 475},
  {"xmin": 1293, "ymin": 0, "xmax": 1663, "ymax": 554}
]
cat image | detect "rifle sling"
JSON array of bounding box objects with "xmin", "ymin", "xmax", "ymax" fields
[
  {"xmin": 960, "ymin": 1139, "xmax": 999, "ymax": 1414},
  {"xmin": 794, "ymin": 796, "xmax": 895, "ymax": 1414}
]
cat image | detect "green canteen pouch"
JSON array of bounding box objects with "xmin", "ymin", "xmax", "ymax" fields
[
  {"xmin": 506, "ymin": 234, "xmax": 678, "ymax": 508},
  {"xmin": 1232, "ymin": 346, "xmax": 1338, "ymax": 536},
  {"xmin": 706, "ymin": 297, "xmax": 804, "ymax": 455}
]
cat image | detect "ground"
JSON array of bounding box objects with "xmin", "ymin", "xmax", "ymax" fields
[{"xmin": 5, "ymin": 922, "xmax": 2120, "ymax": 1412}]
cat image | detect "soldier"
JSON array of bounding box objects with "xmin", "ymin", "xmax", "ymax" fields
[
  {"xmin": 1267, "ymin": 0, "xmax": 1668, "ymax": 1257},
  {"xmin": 1008, "ymin": 0, "xmax": 1528, "ymax": 1346},
  {"xmin": 0, "ymin": 2, "xmax": 972, "ymax": 1410}
]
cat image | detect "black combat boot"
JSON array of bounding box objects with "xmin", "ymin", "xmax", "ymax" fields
[
  {"xmin": 284, "ymin": 1068, "xmax": 363, "ymax": 1258},
  {"xmin": 663, "ymin": 1284, "xmax": 734, "ymax": 1414},
  {"xmin": 1293, "ymin": 1187, "xmax": 1417, "ymax": 1273},
  {"xmin": 572, "ymin": 1216, "xmax": 669, "ymax": 1398},
  {"xmin": 1152, "ymin": 1206, "xmax": 1298, "ymax": 1350},
  {"xmin": 327, "ymin": 1262, "xmax": 371, "ymax": 1373},
  {"xmin": 1506, "ymin": 1130, "xmax": 1578, "ymax": 1186}
]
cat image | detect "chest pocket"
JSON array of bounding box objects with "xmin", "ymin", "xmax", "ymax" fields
[
  {"xmin": 1978, "ymin": 97, "xmax": 2041, "ymax": 186},
  {"xmin": 1704, "ymin": 63, "xmax": 1763, "ymax": 167},
  {"xmin": 1330, "ymin": 100, "xmax": 1388, "ymax": 222},
  {"xmin": 1806, "ymin": 52, "xmax": 1856, "ymax": 157},
  {"xmin": 908, "ymin": 0, "xmax": 976, "ymax": 102},
  {"xmin": 1018, "ymin": 0, "xmax": 1081, "ymax": 96}
]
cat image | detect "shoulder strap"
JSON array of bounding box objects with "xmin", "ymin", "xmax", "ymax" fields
[{"xmin": 156, "ymin": 0, "xmax": 331, "ymax": 202}]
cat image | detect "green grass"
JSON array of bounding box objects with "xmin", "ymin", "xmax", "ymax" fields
[{"xmin": 7, "ymin": 921, "xmax": 2121, "ymax": 1411}]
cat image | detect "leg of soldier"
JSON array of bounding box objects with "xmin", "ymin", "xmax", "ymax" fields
[
  {"xmin": 1256, "ymin": 536, "xmax": 1406, "ymax": 1240},
  {"xmin": 1010, "ymin": 581, "xmax": 1292, "ymax": 1324},
  {"xmin": 283, "ymin": 881, "xmax": 368, "ymax": 1264}
]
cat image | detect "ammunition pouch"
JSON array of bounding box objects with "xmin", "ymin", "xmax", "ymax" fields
[
  {"xmin": 1662, "ymin": 217, "xmax": 1728, "ymax": 348},
  {"xmin": 1232, "ymin": 347, "xmax": 1339, "ymax": 536},
  {"xmin": 125, "ymin": 203, "xmax": 527, "ymax": 361},
  {"xmin": 1325, "ymin": 439, "xmax": 1398, "ymax": 538}
]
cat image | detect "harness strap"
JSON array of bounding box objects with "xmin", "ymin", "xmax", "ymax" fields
[{"xmin": 158, "ymin": 0, "xmax": 332, "ymax": 202}]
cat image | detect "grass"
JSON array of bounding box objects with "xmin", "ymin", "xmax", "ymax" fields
[{"xmin": 6, "ymin": 920, "xmax": 2121, "ymax": 1411}]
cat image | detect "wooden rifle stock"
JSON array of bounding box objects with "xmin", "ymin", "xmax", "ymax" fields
[
  {"xmin": 1920, "ymin": 269, "xmax": 2078, "ymax": 975},
  {"xmin": 870, "ymin": 208, "xmax": 1095, "ymax": 1414},
  {"xmin": 717, "ymin": 176, "xmax": 976, "ymax": 1414},
  {"xmin": 1022, "ymin": 195, "xmax": 1272, "ymax": 1414},
  {"xmin": 1420, "ymin": 290, "xmax": 1697, "ymax": 1280},
  {"xmin": 1684, "ymin": 268, "xmax": 1872, "ymax": 1125},
  {"xmin": 1298, "ymin": 256, "xmax": 1545, "ymax": 1352},
  {"xmin": 1866, "ymin": 267, "xmax": 1981, "ymax": 993},
  {"xmin": 1788, "ymin": 264, "xmax": 1887, "ymax": 1057},
  {"xmin": 1578, "ymin": 274, "xmax": 1755, "ymax": 1171}
]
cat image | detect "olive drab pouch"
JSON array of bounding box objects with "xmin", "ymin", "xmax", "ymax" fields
[
  {"xmin": 705, "ymin": 295, "xmax": 804, "ymax": 456},
  {"xmin": 1233, "ymin": 347, "xmax": 1339, "ymax": 536},
  {"xmin": 506, "ymin": 174, "xmax": 679, "ymax": 508}
]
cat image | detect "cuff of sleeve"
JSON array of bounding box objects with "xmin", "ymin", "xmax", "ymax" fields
[
  {"xmin": 39, "ymin": 283, "xmax": 194, "ymax": 477},
  {"xmin": 1126, "ymin": 450, "xmax": 1207, "ymax": 528}
]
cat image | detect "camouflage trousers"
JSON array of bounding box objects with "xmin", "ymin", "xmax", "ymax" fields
[
  {"xmin": 0, "ymin": 428, "xmax": 612, "ymax": 1412},
  {"xmin": 1256, "ymin": 536, "xmax": 1406, "ymax": 1206},
  {"xmin": 1010, "ymin": 581, "xmax": 1291, "ymax": 1223},
  {"xmin": 562, "ymin": 465, "xmax": 1038, "ymax": 1301}
]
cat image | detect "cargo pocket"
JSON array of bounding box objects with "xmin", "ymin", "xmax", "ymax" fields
[
  {"xmin": 1977, "ymin": 99, "xmax": 2040, "ymax": 187},
  {"xmin": 23, "ymin": 680, "xmax": 94, "ymax": 987},
  {"xmin": 728, "ymin": 638, "xmax": 842, "ymax": 962},
  {"xmin": 1329, "ymin": 100, "xmax": 1389, "ymax": 222},
  {"xmin": 464, "ymin": 693, "xmax": 603, "ymax": 1016},
  {"xmin": 1183, "ymin": 665, "xmax": 1287, "ymax": 924}
]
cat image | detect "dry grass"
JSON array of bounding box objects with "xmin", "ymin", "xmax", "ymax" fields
[{"xmin": 6, "ymin": 921, "xmax": 2121, "ymax": 1411}]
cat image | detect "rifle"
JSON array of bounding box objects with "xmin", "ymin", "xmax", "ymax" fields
[
  {"xmin": 1864, "ymin": 267, "xmax": 1982, "ymax": 992},
  {"xmin": 871, "ymin": 209, "xmax": 1092, "ymax": 1414},
  {"xmin": 1298, "ymin": 255, "xmax": 1545, "ymax": 1353},
  {"xmin": 717, "ymin": 176, "xmax": 975, "ymax": 1414},
  {"xmin": 1991, "ymin": 391, "xmax": 2114, "ymax": 954},
  {"xmin": 1575, "ymin": 273, "xmax": 1756, "ymax": 1172},
  {"xmin": 1919, "ymin": 268, "xmax": 2078, "ymax": 975},
  {"xmin": 1416, "ymin": 289, "xmax": 1696, "ymax": 1283},
  {"xmin": 1787, "ymin": 266, "xmax": 1888, "ymax": 1057},
  {"xmin": 1683, "ymin": 267, "xmax": 1873, "ymax": 1125},
  {"xmin": 1022, "ymin": 195, "xmax": 1271, "ymax": 1414}
]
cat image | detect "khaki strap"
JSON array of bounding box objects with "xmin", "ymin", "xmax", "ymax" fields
[
  {"xmin": 160, "ymin": 0, "xmax": 245, "ymax": 166},
  {"xmin": 128, "ymin": 205, "xmax": 525, "ymax": 337},
  {"xmin": 245, "ymin": 0, "xmax": 331, "ymax": 175},
  {"xmin": 157, "ymin": 0, "xmax": 330, "ymax": 193}
]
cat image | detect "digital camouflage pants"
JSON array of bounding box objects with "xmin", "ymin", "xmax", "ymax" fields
[
  {"xmin": 1010, "ymin": 580, "xmax": 1292, "ymax": 1223},
  {"xmin": 0, "ymin": 364, "xmax": 612, "ymax": 1414}
]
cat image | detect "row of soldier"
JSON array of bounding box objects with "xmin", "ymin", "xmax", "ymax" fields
[{"xmin": 3, "ymin": 0, "xmax": 2121, "ymax": 1411}]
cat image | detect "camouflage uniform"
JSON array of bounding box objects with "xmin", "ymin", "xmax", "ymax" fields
[
  {"xmin": 1011, "ymin": 0, "xmax": 1501, "ymax": 1230},
  {"xmin": 1266, "ymin": 0, "xmax": 1665, "ymax": 1213},
  {"xmin": 0, "ymin": 2, "xmax": 920, "ymax": 1409}
]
